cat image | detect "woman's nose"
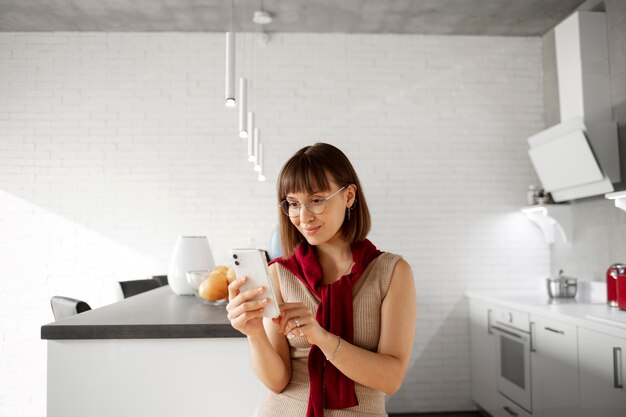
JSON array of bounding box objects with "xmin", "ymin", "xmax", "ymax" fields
[{"xmin": 299, "ymin": 204, "xmax": 315, "ymax": 222}]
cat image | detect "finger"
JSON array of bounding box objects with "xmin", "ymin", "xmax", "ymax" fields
[
  {"xmin": 231, "ymin": 307, "xmax": 265, "ymax": 330},
  {"xmin": 279, "ymin": 302, "xmax": 306, "ymax": 313},
  {"xmin": 278, "ymin": 309, "xmax": 308, "ymax": 333},
  {"xmin": 228, "ymin": 277, "xmax": 248, "ymax": 301},
  {"xmin": 228, "ymin": 298, "xmax": 270, "ymax": 321},
  {"xmin": 233, "ymin": 285, "xmax": 265, "ymax": 307},
  {"xmin": 227, "ymin": 282, "xmax": 261, "ymax": 312},
  {"xmin": 281, "ymin": 315, "xmax": 306, "ymax": 335}
]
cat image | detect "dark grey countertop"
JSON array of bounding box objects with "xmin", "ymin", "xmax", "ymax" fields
[{"xmin": 41, "ymin": 286, "xmax": 244, "ymax": 340}]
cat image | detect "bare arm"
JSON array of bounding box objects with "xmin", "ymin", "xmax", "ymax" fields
[
  {"xmin": 226, "ymin": 263, "xmax": 291, "ymax": 393},
  {"xmin": 306, "ymin": 259, "xmax": 416, "ymax": 395},
  {"xmin": 325, "ymin": 259, "xmax": 416, "ymax": 394},
  {"xmin": 248, "ymin": 263, "xmax": 292, "ymax": 393}
]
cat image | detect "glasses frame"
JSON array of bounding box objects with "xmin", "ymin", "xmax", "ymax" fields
[{"xmin": 279, "ymin": 185, "xmax": 347, "ymax": 218}]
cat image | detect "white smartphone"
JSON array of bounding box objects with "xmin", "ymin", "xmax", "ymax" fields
[{"xmin": 230, "ymin": 248, "xmax": 280, "ymax": 318}]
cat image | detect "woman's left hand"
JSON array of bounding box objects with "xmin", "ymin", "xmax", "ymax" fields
[{"xmin": 273, "ymin": 302, "xmax": 326, "ymax": 345}]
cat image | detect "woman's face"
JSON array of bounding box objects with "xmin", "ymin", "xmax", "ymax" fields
[{"xmin": 285, "ymin": 179, "xmax": 355, "ymax": 247}]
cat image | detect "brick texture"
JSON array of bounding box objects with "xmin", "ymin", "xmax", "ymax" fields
[{"xmin": 0, "ymin": 32, "xmax": 548, "ymax": 416}]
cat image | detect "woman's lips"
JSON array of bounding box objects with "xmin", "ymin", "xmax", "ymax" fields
[{"xmin": 303, "ymin": 226, "xmax": 321, "ymax": 235}]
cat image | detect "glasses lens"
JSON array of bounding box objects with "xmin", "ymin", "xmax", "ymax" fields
[
  {"xmin": 308, "ymin": 198, "xmax": 326, "ymax": 215},
  {"xmin": 279, "ymin": 200, "xmax": 291, "ymax": 216}
]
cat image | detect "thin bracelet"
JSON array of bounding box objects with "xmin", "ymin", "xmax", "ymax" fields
[{"xmin": 326, "ymin": 336, "xmax": 342, "ymax": 362}]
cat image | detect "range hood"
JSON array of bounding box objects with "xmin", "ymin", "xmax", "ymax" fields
[{"xmin": 528, "ymin": 11, "xmax": 620, "ymax": 202}]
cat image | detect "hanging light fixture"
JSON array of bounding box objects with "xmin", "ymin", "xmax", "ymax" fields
[
  {"xmin": 247, "ymin": 112, "xmax": 255, "ymax": 161},
  {"xmin": 254, "ymin": 141, "xmax": 262, "ymax": 172},
  {"xmin": 257, "ymin": 143, "xmax": 266, "ymax": 182},
  {"xmin": 224, "ymin": 0, "xmax": 236, "ymax": 107},
  {"xmin": 252, "ymin": 129, "xmax": 260, "ymax": 168},
  {"xmin": 238, "ymin": 78, "xmax": 248, "ymax": 138}
]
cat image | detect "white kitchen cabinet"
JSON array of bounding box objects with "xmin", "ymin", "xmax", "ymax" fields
[
  {"xmin": 530, "ymin": 315, "xmax": 579, "ymax": 417},
  {"xmin": 469, "ymin": 299, "xmax": 499, "ymax": 415},
  {"xmin": 578, "ymin": 327, "xmax": 626, "ymax": 416},
  {"xmin": 492, "ymin": 394, "xmax": 532, "ymax": 417}
]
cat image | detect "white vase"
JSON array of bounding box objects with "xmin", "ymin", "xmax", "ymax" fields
[{"xmin": 168, "ymin": 236, "xmax": 215, "ymax": 295}]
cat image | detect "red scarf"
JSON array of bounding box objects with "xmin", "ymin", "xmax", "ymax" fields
[{"xmin": 271, "ymin": 239, "xmax": 382, "ymax": 417}]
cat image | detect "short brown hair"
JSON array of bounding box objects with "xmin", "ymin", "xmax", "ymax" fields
[{"xmin": 276, "ymin": 143, "xmax": 371, "ymax": 257}]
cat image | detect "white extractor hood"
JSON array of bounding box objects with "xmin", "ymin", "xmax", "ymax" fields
[{"xmin": 527, "ymin": 11, "xmax": 620, "ymax": 202}]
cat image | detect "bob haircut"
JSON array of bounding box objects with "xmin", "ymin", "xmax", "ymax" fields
[{"xmin": 276, "ymin": 143, "xmax": 371, "ymax": 257}]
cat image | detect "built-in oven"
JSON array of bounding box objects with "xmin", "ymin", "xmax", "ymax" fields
[{"xmin": 490, "ymin": 307, "xmax": 533, "ymax": 414}]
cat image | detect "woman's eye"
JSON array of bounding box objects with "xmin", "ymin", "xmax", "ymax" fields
[
  {"xmin": 310, "ymin": 198, "xmax": 325, "ymax": 205},
  {"xmin": 288, "ymin": 202, "xmax": 300, "ymax": 208}
]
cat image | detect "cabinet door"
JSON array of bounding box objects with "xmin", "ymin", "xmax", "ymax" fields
[
  {"xmin": 469, "ymin": 299, "xmax": 498, "ymax": 414},
  {"xmin": 492, "ymin": 394, "xmax": 532, "ymax": 417},
  {"xmin": 530, "ymin": 315, "xmax": 579, "ymax": 417},
  {"xmin": 578, "ymin": 328, "xmax": 626, "ymax": 416}
]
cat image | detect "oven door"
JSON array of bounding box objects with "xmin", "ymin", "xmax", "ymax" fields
[{"xmin": 492, "ymin": 323, "xmax": 532, "ymax": 413}]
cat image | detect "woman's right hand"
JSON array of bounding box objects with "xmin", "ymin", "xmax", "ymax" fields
[{"xmin": 226, "ymin": 277, "xmax": 270, "ymax": 337}]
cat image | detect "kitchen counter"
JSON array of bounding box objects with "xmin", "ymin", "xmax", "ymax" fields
[
  {"xmin": 41, "ymin": 286, "xmax": 243, "ymax": 339},
  {"xmin": 42, "ymin": 286, "xmax": 261, "ymax": 417},
  {"xmin": 466, "ymin": 290, "xmax": 626, "ymax": 338}
]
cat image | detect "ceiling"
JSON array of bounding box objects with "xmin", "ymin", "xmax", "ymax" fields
[{"xmin": 0, "ymin": 0, "xmax": 586, "ymax": 36}]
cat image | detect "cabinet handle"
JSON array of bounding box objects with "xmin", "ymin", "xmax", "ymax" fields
[
  {"xmin": 544, "ymin": 326, "xmax": 565, "ymax": 335},
  {"xmin": 503, "ymin": 406, "xmax": 519, "ymax": 416},
  {"xmin": 487, "ymin": 308, "xmax": 493, "ymax": 335},
  {"xmin": 530, "ymin": 322, "xmax": 536, "ymax": 352},
  {"xmin": 613, "ymin": 347, "xmax": 623, "ymax": 389}
]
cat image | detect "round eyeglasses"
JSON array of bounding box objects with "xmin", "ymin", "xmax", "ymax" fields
[{"xmin": 279, "ymin": 185, "xmax": 347, "ymax": 217}]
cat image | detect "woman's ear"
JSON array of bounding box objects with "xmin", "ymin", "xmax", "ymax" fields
[{"xmin": 346, "ymin": 184, "xmax": 357, "ymax": 207}]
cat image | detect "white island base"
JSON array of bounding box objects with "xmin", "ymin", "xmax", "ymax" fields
[{"xmin": 47, "ymin": 338, "xmax": 266, "ymax": 417}]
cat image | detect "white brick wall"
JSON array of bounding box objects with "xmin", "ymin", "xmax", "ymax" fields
[{"xmin": 0, "ymin": 32, "xmax": 549, "ymax": 416}]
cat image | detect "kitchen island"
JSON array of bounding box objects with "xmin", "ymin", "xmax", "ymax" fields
[{"xmin": 41, "ymin": 286, "xmax": 265, "ymax": 417}]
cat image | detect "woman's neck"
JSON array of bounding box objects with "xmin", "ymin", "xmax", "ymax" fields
[{"xmin": 315, "ymin": 238, "xmax": 353, "ymax": 281}]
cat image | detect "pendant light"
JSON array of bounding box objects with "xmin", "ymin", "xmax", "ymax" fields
[
  {"xmin": 254, "ymin": 141, "xmax": 262, "ymax": 172},
  {"xmin": 224, "ymin": 0, "xmax": 236, "ymax": 107},
  {"xmin": 238, "ymin": 78, "xmax": 248, "ymax": 138},
  {"xmin": 252, "ymin": 129, "xmax": 260, "ymax": 169},
  {"xmin": 247, "ymin": 112, "xmax": 255, "ymax": 161},
  {"xmin": 257, "ymin": 143, "xmax": 266, "ymax": 182}
]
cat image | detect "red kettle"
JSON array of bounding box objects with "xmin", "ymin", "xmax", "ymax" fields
[{"xmin": 607, "ymin": 263, "xmax": 626, "ymax": 307}]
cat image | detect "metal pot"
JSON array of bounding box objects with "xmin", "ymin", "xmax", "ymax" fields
[{"xmin": 546, "ymin": 270, "xmax": 578, "ymax": 298}]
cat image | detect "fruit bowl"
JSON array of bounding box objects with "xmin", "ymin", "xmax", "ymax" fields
[{"xmin": 187, "ymin": 266, "xmax": 235, "ymax": 304}]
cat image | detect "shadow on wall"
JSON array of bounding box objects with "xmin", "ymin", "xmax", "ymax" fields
[{"xmin": 391, "ymin": 296, "xmax": 475, "ymax": 413}]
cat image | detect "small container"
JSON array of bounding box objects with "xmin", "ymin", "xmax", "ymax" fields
[
  {"xmin": 546, "ymin": 270, "xmax": 578, "ymax": 299},
  {"xmin": 606, "ymin": 263, "xmax": 626, "ymax": 307},
  {"xmin": 527, "ymin": 185, "xmax": 538, "ymax": 206},
  {"xmin": 618, "ymin": 273, "xmax": 626, "ymax": 311}
]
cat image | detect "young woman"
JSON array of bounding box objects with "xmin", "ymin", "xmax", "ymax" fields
[{"xmin": 226, "ymin": 143, "xmax": 416, "ymax": 417}]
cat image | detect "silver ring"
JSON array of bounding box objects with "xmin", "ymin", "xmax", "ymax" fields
[
  {"xmin": 298, "ymin": 328, "xmax": 304, "ymax": 337},
  {"xmin": 294, "ymin": 318, "xmax": 301, "ymax": 328}
]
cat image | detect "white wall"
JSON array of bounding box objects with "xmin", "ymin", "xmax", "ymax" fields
[{"xmin": 0, "ymin": 32, "xmax": 548, "ymax": 416}]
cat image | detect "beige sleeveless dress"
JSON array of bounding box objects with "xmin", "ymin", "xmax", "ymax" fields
[{"xmin": 259, "ymin": 252, "xmax": 403, "ymax": 417}]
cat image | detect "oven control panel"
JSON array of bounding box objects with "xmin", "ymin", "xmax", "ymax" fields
[{"xmin": 492, "ymin": 306, "xmax": 530, "ymax": 332}]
